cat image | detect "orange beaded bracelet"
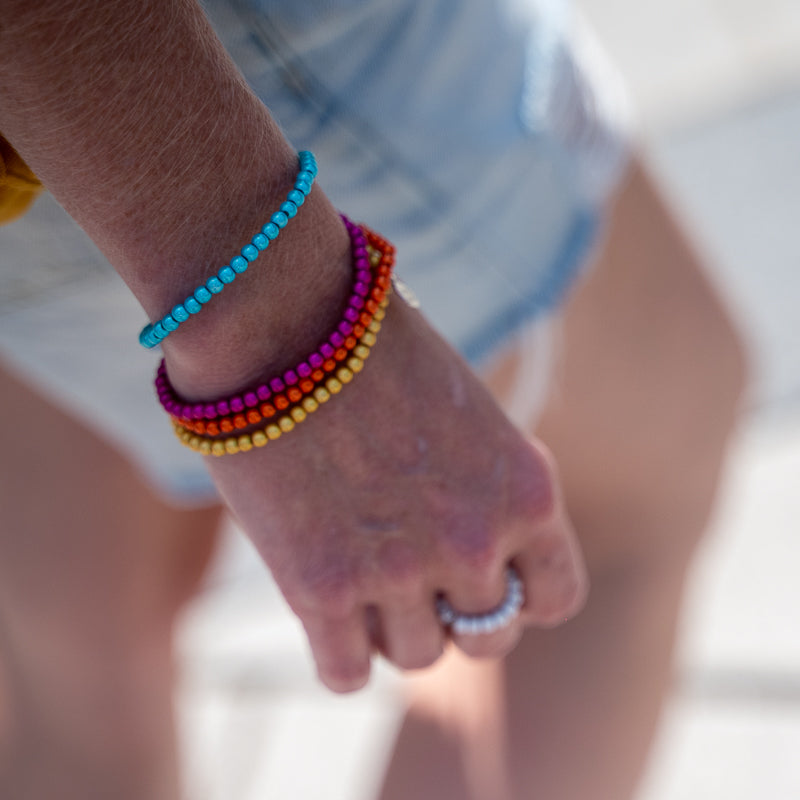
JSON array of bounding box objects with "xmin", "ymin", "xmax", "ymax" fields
[
  {"xmin": 166, "ymin": 234, "xmax": 393, "ymax": 436},
  {"xmin": 164, "ymin": 220, "xmax": 396, "ymax": 456}
]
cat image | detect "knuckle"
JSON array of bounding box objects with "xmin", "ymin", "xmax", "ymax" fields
[
  {"xmin": 374, "ymin": 539, "xmax": 424, "ymax": 591},
  {"xmin": 439, "ymin": 520, "xmax": 500, "ymax": 570},
  {"xmin": 509, "ymin": 443, "xmax": 559, "ymax": 526},
  {"xmin": 298, "ymin": 561, "xmax": 360, "ymax": 618}
]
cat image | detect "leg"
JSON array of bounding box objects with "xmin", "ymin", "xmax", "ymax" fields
[
  {"xmin": 0, "ymin": 364, "xmax": 224, "ymax": 800},
  {"xmin": 378, "ymin": 157, "xmax": 748, "ymax": 800}
]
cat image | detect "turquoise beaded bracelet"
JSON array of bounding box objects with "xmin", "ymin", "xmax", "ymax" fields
[{"xmin": 138, "ymin": 150, "xmax": 318, "ymax": 349}]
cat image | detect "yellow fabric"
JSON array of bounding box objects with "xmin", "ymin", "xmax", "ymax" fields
[{"xmin": 0, "ymin": 135, "xmax": 43, "ymax": 224}]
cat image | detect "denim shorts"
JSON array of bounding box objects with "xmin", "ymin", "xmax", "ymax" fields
[{"xmin": 0, "ymin": 0, "xmax": 630, "ymax": 505}]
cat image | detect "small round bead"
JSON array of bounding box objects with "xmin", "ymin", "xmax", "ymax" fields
[
  {"xmin": 153, "ymin": 323, "xmax": 167, "ymax": 339},
  {"xmin": 280, "ymin": 200, "xmax": 298, "ymax": 218},
  {"xmin": 189, "ymin": 436, "xmax": 202, "ymax": 450},
  {"xmin": 247, "ymin": 410, "xmax": 261, "ymax": 425},
  {"xmin": 329, "ymin": 331, "xmax": 345, "ymax": 348},
  {"xmin": 314, "ymin": 387, "xmax": 331, "ymax": 404},
  {"xmin": 194, "ymin": 286, "xmax": 212, "ymax": 304},
  {"xmin": 301, "ymin": 397, "xmax": 319, "ymax": 413},
  {"xmin": 252, "ymin": 233, "xmax": 269, "ymax": 251},
  {"xmin": 297, "ymin": 362, "xmax": 312, "ymax": 378},
  {"xmin": 218, "ymin": 266, "xmax": 236, "ymax": 284},
  {"xmin": 238, "ymin": 435, "xmax": 253, "ymax": 452},
  {"xmin": 211, "ymin": 441, "xmax": 226, "ymax": 457},
  {"xmin": 320, "ymin": 343, "xmax": 335, "ymax": 359},
  {"xmin": 199, "ymin": 440, "xmax": 213, "ymax": 456},
  {"xmin": 269, "ymin": 377, "xmax": 285, "ymax": 393},
  {"xmin": 344, "ymin": 307, "xmax": 360, "ymax": 323},
  {"xmin": 347, "ymin": 357, "xmax": 364, "ymax": 373},
  {"xmin": 185, "ymin": 297, "xmax": 202, "ymax": 314},
  {"xmin": 309, "ymin": 353, "xmax": 324, "ymax": 369},
  {"xmin": 162, "ymin": 315, "xmax": 179, "ymax": 332},
  {"xmin": 233, "ymin": 414, "xmax": 248, "ymax": 430},
  {"xmin": 253, "ymin": 431, "xmax": 268, "ymax": 448},
  {"xmin": 297, "ymin": 170, "xmax": 314, "ymax": 185},
  {"xmin": 225, "ymin": 439, "xmax": 239, "ymax": 455},
  {"xmin": 289, "ymin": 407, "xmax": 307, "ymax": 423},
  {"xmin": 284, "ymin": 369, "xmax": 299, "ymax": 385},
  {"xmin": 374, "ymin": 306, "xmax": 387, "ymax": 322},
  {"xmin": 354, "ymin": 281, "xmax": 369, "ymax": 297},
  {"xmin": 266, "ymin": 424, "xmax": 282, "ymax": 441},
  {"xmin": 354, "ymin": 344, "xmax": 370, "ymax": 359},
  {"xmin": 287, "ymin": 189, "xmax": 305, "ymax": 207},
  {"xmin": 326, "ymin": 378, "xmax": 343, "ymax": 394},
  {"xmin": 206, "ymin": 277, "xmax": 224, "ymax": 294},
  {"xmin": 262, "ymin": 222, "xmax": 280, "ymax": 240},
  {"xmin": 287, "ymin": 387, "xmax": 302, "ymax": 403},
  {"xmin": 216, "ymin": 400, "xmax": 230, "ymax": 416},
  {"xmin": 338, "ymin": 321, "xmax": 354, "ymax": 337},
  {"xmin": 231, "ymin": 255, "xmax": 249, "ymax": 274},
  {"xmin": 206, "ymin": 421, "xmax": 220, "ymax": 436},
  {"xmin": 295, "ymin": 179, "xmax": 312, "ymax": 195},
  {"xmin": 172, "ymin": 304, "xmax": 190, "ymax": 322},
  {"xmin": 257, "ymin": 385, "xmax": 271, "ymax": 401},
  {"xmin": 299, "ymin": 379, "xmax": 314, "ymax": 393},
  {"xmin": 271, "ymin": 211, "xmax": 289, "ymax": 229},
  {"xmin": 220, "ymin": 419, "xmax": 234, "ymax": 433},
  {"xmin": 278, "ymin": 416, "xmax": 295, "ymax": 432},
  {"xmin": 350, "ymin": 295, "xmax": 365, "ymax": 310},
  {"xmin": 334, "ymin": 348, "xmax": 348, "ymax": 362},
  {"xmin": 260, "ymin": 402, "xmax": 276, "ymax": 418},
  {"xmin": 337, "ymin": 367, "xmax": 354, "ymax": 384},
  {"xmin": 274, "ymin": 395, "xmax": 289, "ymax": 411},
  {"xmin": 244, "ymin": 392, "xmax": 258, "ymax": 408},
  {"xmin": 241, "ymin": 244, "xmax": 259, "ymax": 262},
  {"xmin": 362, "ymin": 331, "xmax": 377, "ymax": 347}
]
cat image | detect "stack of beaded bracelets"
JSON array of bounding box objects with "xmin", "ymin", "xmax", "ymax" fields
[
  {"xmin": 139, "ymin": 151, "xmax": 318, "ymax": 349},
  {"xmin": 158, "ymin": 216, "xmax": 395, "ymax": 456}
]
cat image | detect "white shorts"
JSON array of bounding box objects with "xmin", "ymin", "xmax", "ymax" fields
[{"xmin": 0, "ymin": 0, "xmax": 630, "ymax": 505}]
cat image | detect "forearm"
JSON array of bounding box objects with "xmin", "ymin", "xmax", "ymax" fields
[{"xmin": 0, "ymin": 0, "xmax": 351, "ymax": 393}]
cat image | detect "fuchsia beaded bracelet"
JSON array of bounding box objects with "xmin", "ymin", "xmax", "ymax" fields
[{"xmin": 158, "ymin": 218, "xmax": 396, "ymax": 453}]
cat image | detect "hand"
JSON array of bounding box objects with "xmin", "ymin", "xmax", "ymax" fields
[{"xmin": 201, "ymin": 292, "xmax": 588, "ymax": 692}]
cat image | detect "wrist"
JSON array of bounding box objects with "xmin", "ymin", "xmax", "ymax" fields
[{"xmin": 160, "ymin": 185, "xmax": 354, "ymax": 399}]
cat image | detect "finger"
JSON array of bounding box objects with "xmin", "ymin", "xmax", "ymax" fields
[
  {"xmin": 442, "ymin": 564, "xmax": 525, "ymax": 659},
  {"xmin": 302, "ymin": 610, "xmax": 373, "ymax": 693},
  {"xmin": 375, "ymin": 599, "xmax": 446, "ymax": 671},
  {"xmin": 515, "ymin": 516, "xmax": 588, "ymax": 628}
]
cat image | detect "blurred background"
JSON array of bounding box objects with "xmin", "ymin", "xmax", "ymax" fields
[{"xmin": 176, "ymin": 1, "xmax": 800, "ymax": 798}]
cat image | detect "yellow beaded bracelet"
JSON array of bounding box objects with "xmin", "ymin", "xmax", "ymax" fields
[{"xmin": 171, "ymin": 301, "xmax": 388, "ymax": 456}]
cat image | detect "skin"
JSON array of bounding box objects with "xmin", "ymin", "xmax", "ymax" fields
[
  {"xmin": 0, "ymin": 2, "xmax": 748, "ymax": 798},
  {"xmin": 0, "ymin": 0, "xmax": 585, "ymax": 690},
  {"xmin": 0, "ymin": 160, "xmax": 747, "ymax": 799}
]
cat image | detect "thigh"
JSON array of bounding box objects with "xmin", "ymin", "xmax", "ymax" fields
[
  {"xmin": 485, "ymin": 157, "xmax": 748, "ymax": 569},
  {"xmin": 0, "ymin": 362, "xmax": 223, "ymax": 657}
]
